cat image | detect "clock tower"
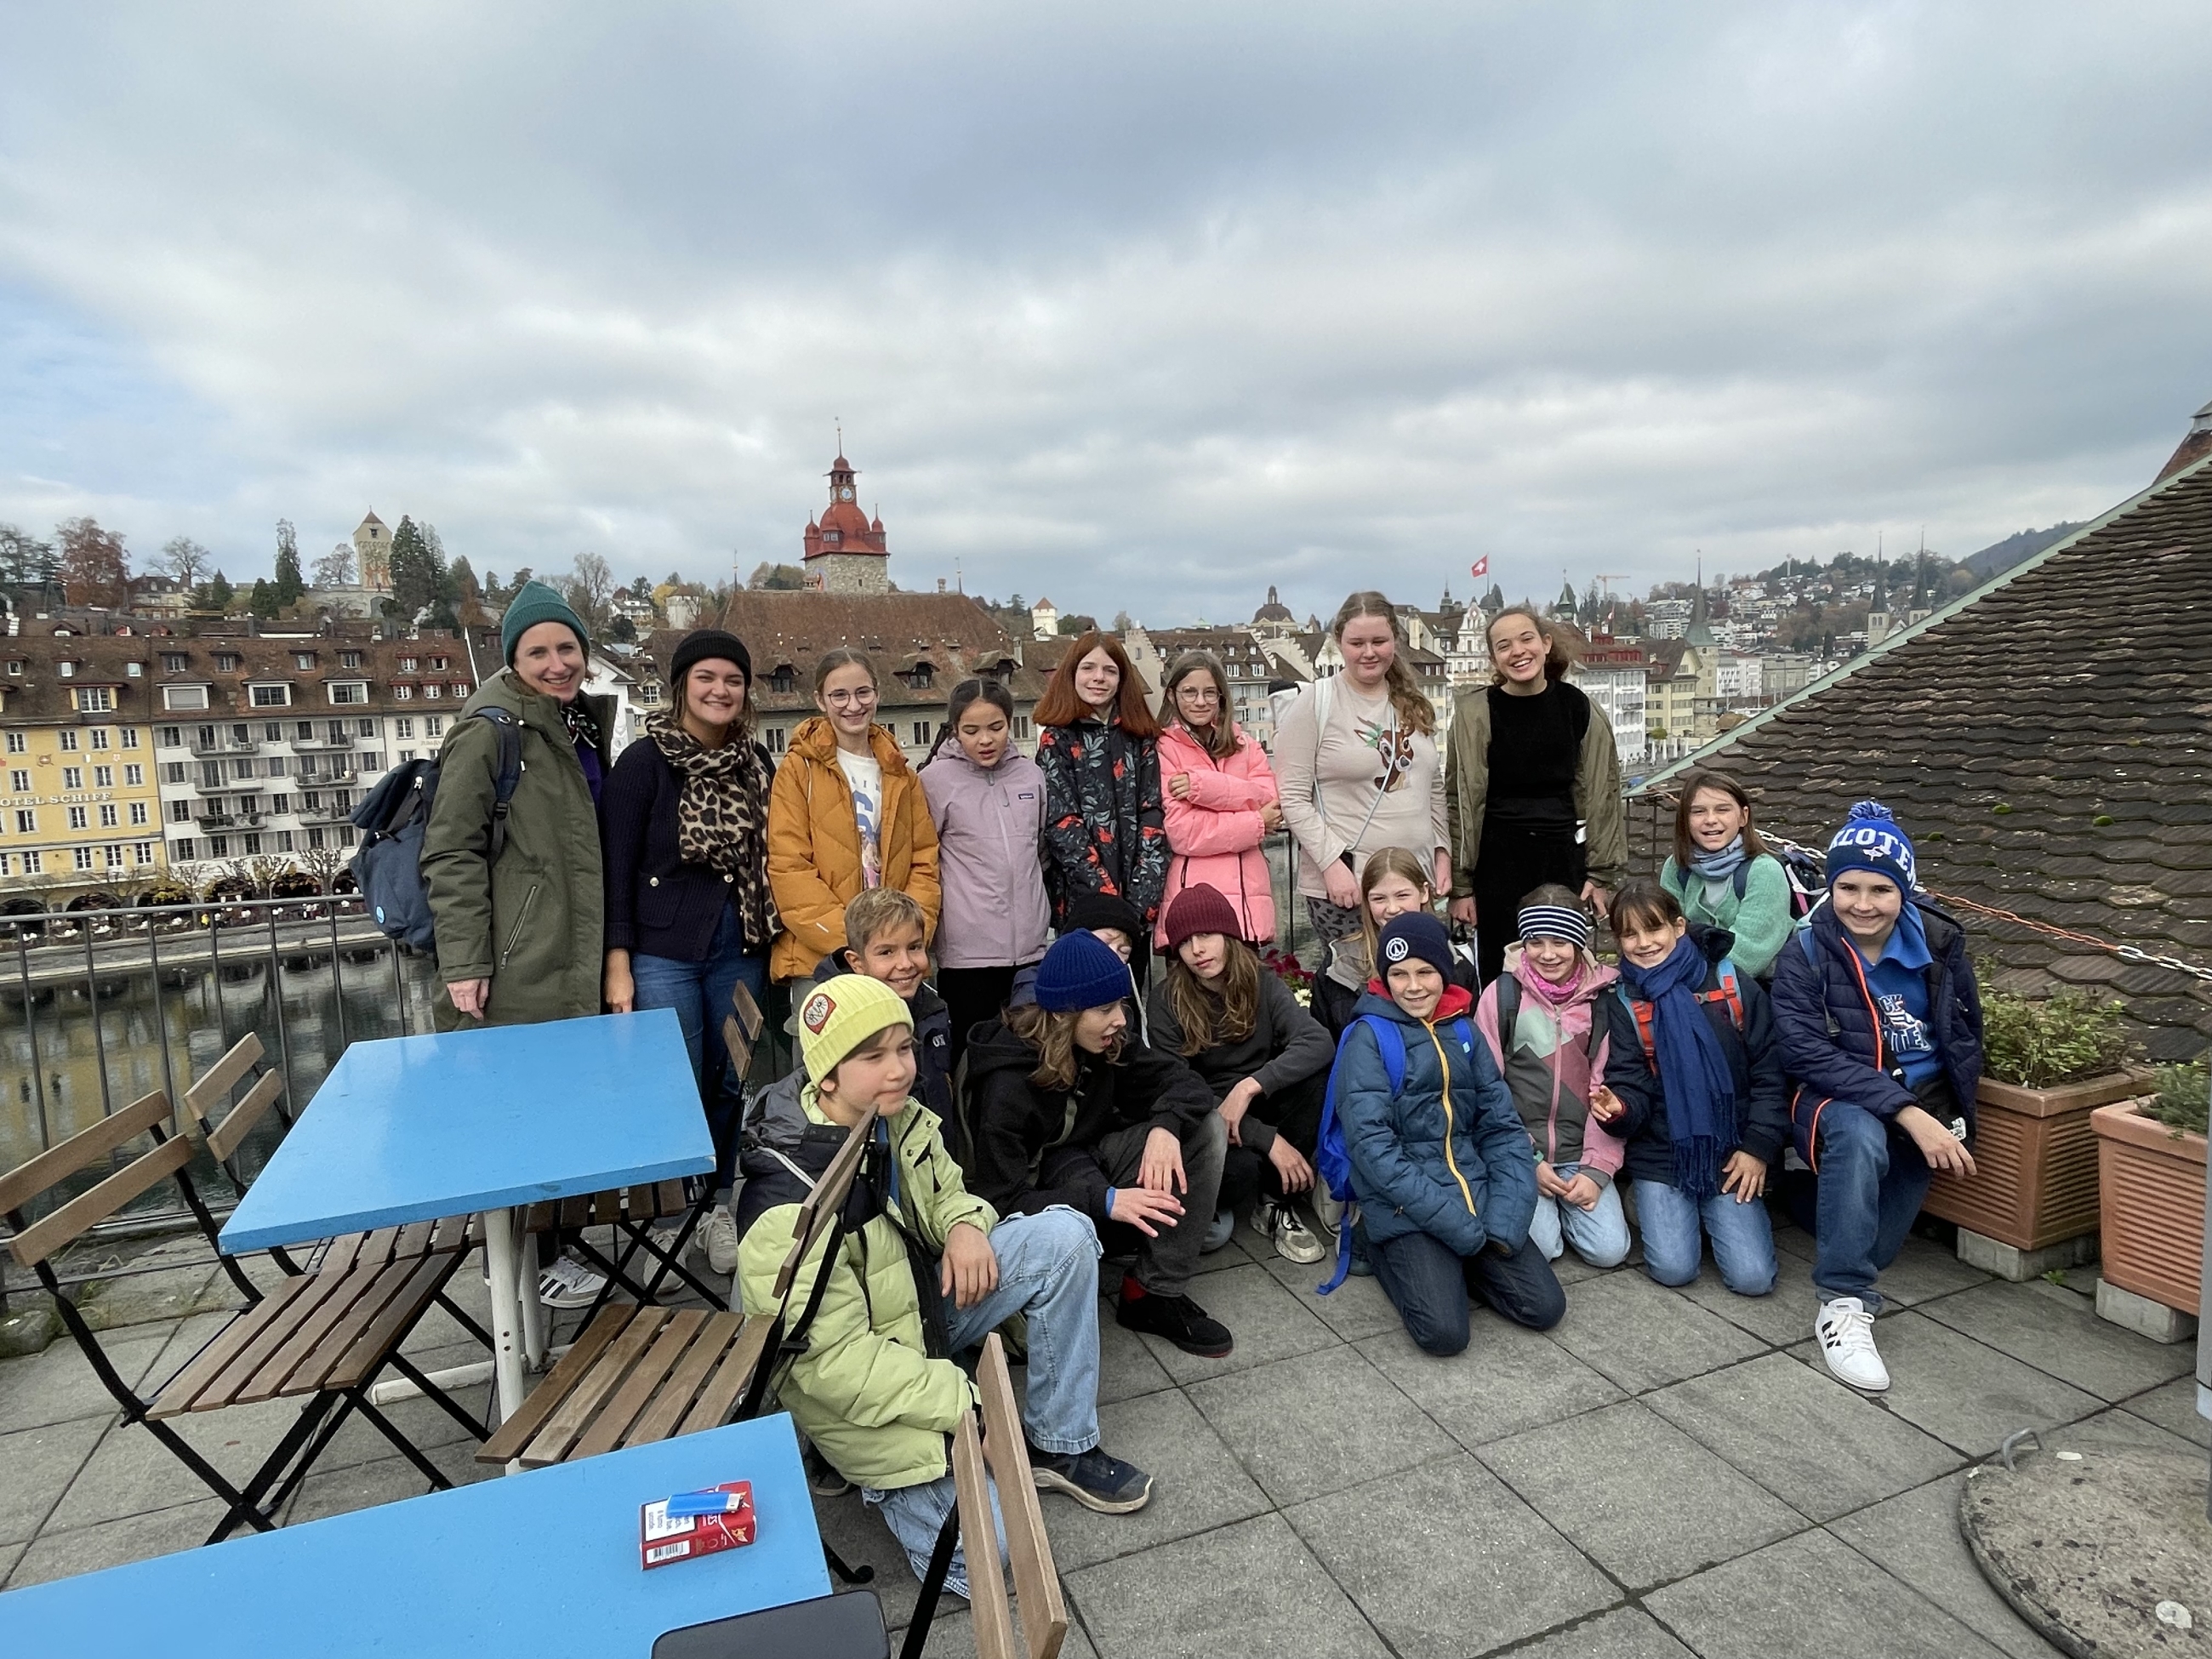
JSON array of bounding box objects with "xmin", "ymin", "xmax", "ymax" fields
[{"xmin": 801, "ymin": 452, "xmax": 892, "ymax": 594}]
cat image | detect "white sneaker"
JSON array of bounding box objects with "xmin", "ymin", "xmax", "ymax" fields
[
  {"xmin": 1256, "ymin": 1200, "xmax": 1327, "ymax": 1265},
  {"xmin": 699, "ymin": 1206, "xmax": 741, "ymax": 1276},
  {"xmin": 538, "ymin": 1252, "xmax": 608, "ymax": 1309},
  {"xmin": 1310, "ymin": 1186, "xmax": 1345, "ymax": 1241},
  {"xmin": 648, "ymin": 1222, "xmax": 690, "ymax": 1263},
  {"xmin": 1816, "ymin": 1297, "xmax": 1890, "ymax": 1392}
]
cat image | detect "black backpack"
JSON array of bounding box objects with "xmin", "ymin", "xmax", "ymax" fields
[{"xmin": 350, "ymin": 707, "xmax": 522, "ymax": 955}]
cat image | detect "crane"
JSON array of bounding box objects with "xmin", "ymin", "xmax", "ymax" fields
[{"xmin": 1593, "ymin": 574, "xmax": 1628, "ymax": 595}]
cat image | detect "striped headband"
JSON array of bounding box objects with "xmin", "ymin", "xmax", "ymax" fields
[{"xmin": 1517, "ymin": 904, "xmax": 1590, "ymax": 949}]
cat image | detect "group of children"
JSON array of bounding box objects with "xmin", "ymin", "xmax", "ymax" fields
[{"xmin": 725, "ymin": 636, "xmax": 1987, "ymax": 1597}]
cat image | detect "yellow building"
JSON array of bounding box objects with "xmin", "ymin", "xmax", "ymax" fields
[{"xmin": 0, "ymin": 634, "xmax": 167, "ymax": 904}]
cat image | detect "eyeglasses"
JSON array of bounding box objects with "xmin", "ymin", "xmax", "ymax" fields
[{"xmin": 824, "ymin": 687, "xmax": 879, "ymax": 709}]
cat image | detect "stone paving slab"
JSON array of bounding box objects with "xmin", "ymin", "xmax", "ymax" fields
[
  {"xmin": 1514, "ymin": 1606, "xmax": 1697, "ymax": 1657},
  {"xmin": 1826, "ymin": 1476, "xmax": 2067, "ymax": 1659},
  {"xmin": 1916, "ymin": 1279, "xmax": 2198, "ymax": 1401},
  {"xmin": 1184, "ymin": 1343, "xmax": 1456, "ymax": 1508},
  {"xmin": 0, "ymin": 1417, "xmax": 107, "ymax": 1548},
  {"xmin": 1358, "ymin": 1308, "xmax": 1626, "ymax": 1448},
  {"xmin": 1545, "ymin": 1273, "xmax": 1767, "ymax": 1394},
  {"xmin": 2119, "ymin": 1375, "xmax": 2212, "ymax": 1448}
]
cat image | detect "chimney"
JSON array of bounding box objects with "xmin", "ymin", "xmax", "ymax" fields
[{"xmin": 2155, "ymin": 396, "xmax": 2212, "ymax": 484}]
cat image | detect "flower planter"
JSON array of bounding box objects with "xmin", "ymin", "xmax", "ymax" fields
[
  {"xmin": 1920, "ymin": 1069, "xmax": 2150, "ymax": 1251},
  {"xmin": 2091, "ymin": 1101, "xmax": 2208, "ymax": 1315}
]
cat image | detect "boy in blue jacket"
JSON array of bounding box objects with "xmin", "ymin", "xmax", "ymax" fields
[
  {"xmin": 1337, "ymin": 912, "xmax": 1565, "ymax": 1356},
  {"xmin": 1770, "ymin": 802, "xmax": 1983, "ymax": 1393}
]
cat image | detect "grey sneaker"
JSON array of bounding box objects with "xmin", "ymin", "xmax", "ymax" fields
[
  {"xmin": 1029, "ymin": 1443, "xmax": 1154, "ymax": 1514},
  {"xmin": 698, "ymin": 1206, "xmax": 741, "ymax": 1275},
  {"xmin": 536, "ymin": 1252, "xmax": 607, "ymax": 1309},
  {"xmin": 1201, "ymin": 1208, "xmax": 1236, "ymax": 1254},
  {"xmin": 1254, "ymin": 1200, "xmax": 1326, "ymax": 1264}
]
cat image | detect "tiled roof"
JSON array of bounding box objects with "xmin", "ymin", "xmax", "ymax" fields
[{"xmin": 1629, "ymin": 455, "xmax": 2212, "ymax": 1060}]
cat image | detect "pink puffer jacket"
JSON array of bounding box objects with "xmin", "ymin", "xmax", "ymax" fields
[{"xmin": 1154, "ymin": 721, "xmax": 1280, "ymax": 947}]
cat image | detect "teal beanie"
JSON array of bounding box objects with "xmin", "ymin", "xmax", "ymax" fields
[{"xmin": 501, "ymin": 579, "xmax": 590, "ymax": 665}]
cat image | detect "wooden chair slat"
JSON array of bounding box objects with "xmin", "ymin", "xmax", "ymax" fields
[
  {"xmin": 954, "ymin": 1411, "xmax": 1019, "ymax": 1659},
  {"xmin": 676, "ymin": 1315, "xmax": 772, "ymax": 1438},
  {"xmin": 391, "ymin": 1220, "xmax": 437, "ymax": 1260},
  {"xmin": 978, "ymin": 1335, "xmax": 1068, "ymax": 1659},
  {"xmin": 232, "ymin": 1260, "xmax": 394, "ymax": 1403},
  {"xmin": 624, "ymin": 1313, "xmax": 743, "ymax": 1448},
  {"xmin": 731, "ymin": 978, "xmax": 765, "ymax": 1042},
  {"xmin": 8, "ymin": 1135, "xmax": 193, "ymax": 1270},
  {"xmin": 319, "ymin": 1232, "xmax": 372, "ymax": 1275},
  {"xmin": 560, "ymin": 1194, "xmax": 590, "ymax": 1229},
  {"xmin": 655, "ymin": 1180, "xmax": 688, "ymax": 1218},
  {"xmin": 356, "ymin": 1226, "xmax": 402, "ymax": 1267},
  {"xmin": 520, "ymin": 1202, "xmax": 556, "ymax": 1233},
  {"xmin": 206, "ymin": 1070, "xmax": 285, "ymax": 1163},
  {"xmin": 182, "ymin": 1034, "xmax": 265, "ymax": 1127},
  {"xmin": 478, "ymin": 1305, "xmax": 635, "ymax": 1464},
  {"xmin": 722, "ymin": 1015, "xmax": 754, "ymax": 1081},
  {"xmin": 188, "ymin": 1261, "xmax": 366, "ymax": 1410},
  {"xmin": 772, "ymin": 1106, "xmax": 876, "ymax": 1299},
  {"xmin": 519, "ymin": 1308, "xmax": 670, "ymax": 1468},
  {"xmin": 570, "ymin": 1308, "xmax": 707, "ymax": 1462},
  {"xmin": 0, "ymin": 1091, "xmax": 174, "ymax": 1219},
  {"xmin": 147, "ymin": 1274, "xmax": 316, "ymax": 1419},
  {"xmin": 324, "ymin": 1252, "xmax": 459, "ymax": 1392}
]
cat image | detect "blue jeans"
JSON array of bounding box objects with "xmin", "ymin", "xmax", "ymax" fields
[
  {"xmin": 1368, "ymin": 1228, "xmax": 1566, "ymax": 1356},
  {"xmin": 864, "ymin": 1207, "xmax": 1103, "ymax": 1590},
  {"xmin": 1633, "ymin": 1178, "xmax": 1777, "ymax": 1296},
  {"xmin": 1809, "ymin": 1098, "xmax": 1934, "ymax": 1313},
  {"xmin": 630, "ymin": 904, "xmax": 767, "ymax": 1192},
  {"xmin": 1526, "ymin": 1165, "xmax": 1632, "ymax": 1268}
]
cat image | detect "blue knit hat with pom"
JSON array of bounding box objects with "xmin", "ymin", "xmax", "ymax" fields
[{"xmin": 1825, "ymin": 800, "xmax": 1917, "ymax": 891}]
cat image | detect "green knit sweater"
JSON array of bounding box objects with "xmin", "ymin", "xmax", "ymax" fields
[{"xmin": 1658, "ymin": 852, "xmax": 1793, "ymax": 978}]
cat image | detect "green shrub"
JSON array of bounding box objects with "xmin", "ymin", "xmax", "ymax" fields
[
  {"xmin": 2148, "ymin": 1057, "xmax": 2209, "ymax": 1137},
  {"xmin": 1977, "ymin": 978, "xmax": 2134, "ymax": 1089}
]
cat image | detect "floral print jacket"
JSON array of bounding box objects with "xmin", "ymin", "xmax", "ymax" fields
[{"xmin": 1035, "ymin": 714, "xmax": 1168, "ymax": 926}]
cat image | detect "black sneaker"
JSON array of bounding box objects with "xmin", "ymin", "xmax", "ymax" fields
[
  {"xmin": 1028, "ymin": 1444, "xmax": 1154, "ymax": 1514},
  {"xmin": 803, "ymin": 1442, "xmax": 852, "ymax": 1498},
  {"xmin": 1116, "ymin": 1277, "xmax": 1233, "ymax": 1358}
]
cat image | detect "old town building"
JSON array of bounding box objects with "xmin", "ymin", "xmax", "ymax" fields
[{"xmin": 0, "ymin": 634, "xmax": 165, "ymax": 904}]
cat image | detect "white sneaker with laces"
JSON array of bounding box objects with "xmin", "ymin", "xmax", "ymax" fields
[
  {"xmin": 538, "ymin": 1252, "xmax": 608, "ymax": 1310},
  {"xmin": 1816, "ymin": 1296, "xmax": 1890, "ymax": 1392},
  {"xmin": 1268, "ymin": 1203, "xmax": 1327, "ymax": 1265},
  {"xmin": 699, "ymin": 1206, "xmax": 741, "ymax": 1275}
]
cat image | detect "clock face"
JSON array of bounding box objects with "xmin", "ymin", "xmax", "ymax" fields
[{"xmin": 839, "ymin": 486, "xmax": 854, "ymax": 501}]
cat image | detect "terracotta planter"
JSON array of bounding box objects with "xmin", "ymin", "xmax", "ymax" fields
[
  {"xmin": 2092, "ymin": 1102, "xmax": 2208, "ymax": 1314},
  {"xmin": 1920, "ymin": 1069, "xmax": 2150, "ymax": 1251}
]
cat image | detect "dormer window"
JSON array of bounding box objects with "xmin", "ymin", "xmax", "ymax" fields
[
  {"xmin": 400, "ymin": 657, "xmax": 419, "ymax": 673},
  {"xmin": 294, "ymin": 653, "xmax": 316, "ymax": 670},
  {"xmin": 215, "ymin": 653, "xmax": 241, "ymax": 672},
  {"xmin": 769, "ymin": 664, "xmax": 798, "ymax": 694},
  {"xmin": 162, "ymin": 653, "xmax": 187, "ymax": 673},
  {"xmin": 339, "ymin": 651, "xmax": 362, "ymax": 669}
]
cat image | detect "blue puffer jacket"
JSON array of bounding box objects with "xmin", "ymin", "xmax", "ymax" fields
[
  {"xmin": 1334, "ymin": 987, "xmax": 1538, "ymax": 1256},
  {"xmin": 1770, "ymin": 902, "xmax": 1984, "ymax": 1135}
]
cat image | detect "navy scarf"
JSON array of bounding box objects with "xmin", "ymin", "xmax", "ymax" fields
[{"xmin": 1618, "ymin": 934, "xmax": 1738, "ymax": 1200}]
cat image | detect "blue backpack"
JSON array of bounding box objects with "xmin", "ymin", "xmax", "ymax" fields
[
  {"xmin": 350, "ymin": 707, "xmax": 522, "ymax": 955},
  {"xmin": 1313, "ymin": 1011, "xmax": 1477, "ymax": 1295}
]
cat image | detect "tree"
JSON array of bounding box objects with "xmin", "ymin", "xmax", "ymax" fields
[
  {"xmin": 746, "ymin": 560, "xmax": 807, "ymax": 590},
  {"xmin": 273, "ymin": 520, "xmax": 305, "ymax": 607},
  {"xmin": 627, "ymin": 574, "xmax": 653, "ymax": 603},
  {"xmin": 194, "ymin": 571, "xmax": 236, "ymax": 611},
  {"xmin": 1112, "ymin": 609, "xmax": 1135, "ymax": 632},
  {"xmin": 448, "ymin": 555, "xmax": 481, "ymax": 601},
  {"xmin": 248, "ymin": 577, "xmax": 280, "ymax": 619},
  {"xmin": 560, "ymin": 551, "xmax": 617, "ymax": 638},
  {"xmin": 311, "ymin": 542, "xmax": 356, "ymax": 588},
  {"xmin": 0, "ymin": 523, "xmax": 60, "ymax": 590},
  {"xmin": 157, "ymin": 535, "xmax": 212, "ymax": 590},
  {"xmin": 1058, "ymin": 613, "xmax": 1098, "ymax": 636},
  {"xmin": 607, "ymin": 613, "xmax": 637, "ymax": 644},
  {"xmin": 56, "ymin": 516, "xmax": 131, "ymax": 609},
  {"xmin": 385, "ymin": 516, "xmax": 457, "ymax": 629}
]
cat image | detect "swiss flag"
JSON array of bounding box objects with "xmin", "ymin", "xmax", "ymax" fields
[{"xmin": 1469, "ymin": 556, "xmax": 1490, "ymax": 579}]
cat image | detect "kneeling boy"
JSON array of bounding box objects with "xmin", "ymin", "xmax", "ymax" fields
[{"xmin": 736, "ymin": 975, "xmax": 1152, "ymax": 1599}]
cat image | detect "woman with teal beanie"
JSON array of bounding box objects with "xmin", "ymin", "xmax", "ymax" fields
[{"xmin": 1657, "ymin": 769, "xmax": 1793, "ymax": 979}]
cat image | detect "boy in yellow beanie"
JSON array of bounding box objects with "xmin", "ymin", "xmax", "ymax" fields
[{"xmin": 735, "ymin": 974, "xmax": 1151, "ymax": 1599}]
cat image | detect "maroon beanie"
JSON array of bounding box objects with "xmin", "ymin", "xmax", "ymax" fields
[{"xmin": 1162, "ymin": 883, "xmax": 1241, "ymax": 951}]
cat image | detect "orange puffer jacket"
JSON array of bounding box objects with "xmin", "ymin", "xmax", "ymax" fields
[{"xmin": 766, "ymin": 717, "xmax": 941, "ymax": 981}]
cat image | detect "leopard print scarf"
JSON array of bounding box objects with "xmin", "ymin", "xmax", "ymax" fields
[{"xmin": 647, "ymin": 709, "xmax": 778, "ymax": 947}]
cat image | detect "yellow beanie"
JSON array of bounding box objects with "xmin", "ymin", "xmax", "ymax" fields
[{"xmin": 797, "ymin": 973, "xmax": 914, "ymax": 1084}]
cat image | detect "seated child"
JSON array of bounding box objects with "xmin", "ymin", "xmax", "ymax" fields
[
  {"xmin": 1770, "ymin": 801, "xmax": 1982, "ymax": 1393},
  {"xmin": 1146, "ymin": 882, "xmax": 1335, "ymax": 1264},
  {"xmin": 966, "ymin": 931, "xmax": 1234, "ymax": 1358},
  {"xmin": 1335, "ymin": 911, "xmax": 1565, "ymax": 1356},
  {"xmin": 1593, "ymin": 878, "xmax": 1786, "ymax": 1298},
  {"xmin": 735, "ymin": 974, "xmax": 1152, "ymax": 1600},
  {"xmin": 1313, "ymin": 847, "xmax": 1475, "ymax": 1039},
  {"xmin": 1473, "ymin": 886, "xmax": 1630, "ymax": 1269}
]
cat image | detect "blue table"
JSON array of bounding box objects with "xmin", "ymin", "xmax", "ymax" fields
[
  {"xmin": 0, "ymin": 1412, "xmax": 832, "ymax": 1659},
  {"xmin": 221, "ymin": 1010, "xmax": 714, "ymax": 1424}
]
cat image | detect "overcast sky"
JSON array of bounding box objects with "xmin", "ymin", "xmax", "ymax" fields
[{"xmin": 3, "ymin": 3, "xmax": 2209, "ymax": 624}]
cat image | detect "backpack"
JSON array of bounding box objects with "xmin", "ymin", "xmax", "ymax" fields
[
  {"xmin": 1313, "ymin": 1010, "xmax": 1477, "ymax": 1295},
  {"xmin": 1495, "ymin": 972, "xmax": 1607, "ymax": 1068},
  {"xmin": 1615, "ymin": 960, "xmax": 1745, "ymax": 1069},
  {"xmin": 350, "ymin": 706, "xmax": 523, "ymax": 955}
]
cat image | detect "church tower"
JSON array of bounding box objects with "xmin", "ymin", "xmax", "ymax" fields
[
  {"xmin": 353, "ymin": 510, "xmax": 392, "ymax": 592},
  {"xmin": 801, "ymin": 453, "xmax": 891, "ymax": 595}
]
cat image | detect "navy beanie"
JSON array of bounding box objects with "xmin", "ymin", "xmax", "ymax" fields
[
  {"xmin": 1826, "ymin": 800, "xmax": 1917, "ymax": 891},
  {"xmin": 1375, "ymin": 912, "xmax": 1454, "ymax": 981},
  {"xmin": 1035, "ymin": 930, "xmax": 1133, "ymax": 1013}
]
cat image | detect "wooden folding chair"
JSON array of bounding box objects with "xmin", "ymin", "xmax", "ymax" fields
[
  {"xmin": 902, "ymin": 1333, "xmax": 1069, "ymax": 1659},
  {"xmin": 3, "ymin": 1095, "xmax": 480, "ymax": 1544},
  {"xmin": 478, "ymin": 1100, "xmax": 880, "ymax": 1469}
]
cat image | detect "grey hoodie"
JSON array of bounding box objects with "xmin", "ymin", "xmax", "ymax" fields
[{"xmin": 917, "ymin": 745, "xmax": 1052, "ymax": 970}]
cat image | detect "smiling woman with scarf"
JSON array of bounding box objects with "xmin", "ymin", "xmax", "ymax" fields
[
  {"xmin": 600, "ymin": 630, "xmax": 779, "ymax": 1274},
  {"xmin": 1593, "ymin": 877, "xmax": 1787, "ymax": 1298}
]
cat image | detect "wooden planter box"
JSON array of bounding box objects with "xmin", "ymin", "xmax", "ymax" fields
[
  {"xmin": 1920, "ymin": 1069, "xmax": 2149, "ymax": 1251},
  {"xmin": 2091, "ymin": 1102, "xmax": 2208, "ymax": 1314}
]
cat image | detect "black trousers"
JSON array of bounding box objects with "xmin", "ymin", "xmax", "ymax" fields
[
  {"xmin": 1217, "ymin": 1070, "xmax": 1330, "ymax": 1213},
  {"xmin": 1469, "ymin": 823, "xmax": 1587, "ymax": 986},
  {"xmin": 938, "ymin": 965, "xmax": 1029, "ymax": 1078}
]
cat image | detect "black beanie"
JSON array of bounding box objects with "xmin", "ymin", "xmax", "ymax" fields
[{"xmin": 670, "ymin": 630, "xmax": 752, "ymax": 687}]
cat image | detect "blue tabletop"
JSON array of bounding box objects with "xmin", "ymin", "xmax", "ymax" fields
[
  {"xmin": 0, "ymin": 1412, "xmax": 832, "ymax": 1658},
  {"xmin": 220, "ymin": 1009, "xmax": 714, "ymax": 1254}
]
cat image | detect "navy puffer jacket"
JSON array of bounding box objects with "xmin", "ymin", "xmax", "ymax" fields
[
  {"xmin": 1770, "ymin": 902, "xmax": 1984, "ymax": 1132},
  {"xmin": 1333, "ymin": 988, "xmax": 1538, "ymax": 1256}
]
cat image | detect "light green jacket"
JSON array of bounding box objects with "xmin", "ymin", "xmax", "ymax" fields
[
  {"xmin": 1659, "ymin": 852, "xmax": 1794, "ymax": 978},
  {"xmin": 735, "ymin": 1089, "xmax": 997, "ymax": 1491}
]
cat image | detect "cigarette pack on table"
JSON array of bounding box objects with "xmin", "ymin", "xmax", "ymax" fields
[{"xmin": 640, "ymin": 1480, "xmax": 755, "ymax": 1569}]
